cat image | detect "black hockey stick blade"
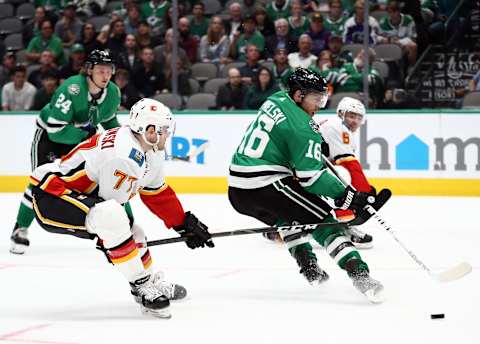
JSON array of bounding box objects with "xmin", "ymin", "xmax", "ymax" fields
[{"xmin": 147, "ymin": 221, "xmax": 351, "ymax": 247}]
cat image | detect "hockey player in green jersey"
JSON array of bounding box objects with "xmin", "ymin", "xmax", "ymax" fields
[
  {"xmin": 228, "ymin": 68, "xmax": 384, "ymax": 303},
  {"xmin": 10, "ymin": 49, "xmax": 127, "ymax": 254}
]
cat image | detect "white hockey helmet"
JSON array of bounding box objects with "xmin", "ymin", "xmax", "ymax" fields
[
  {"xmin": 336, "ymin": 97, "xmax": 366, "ymax": 122},
  {"xmin": 129, "ymin": 98, "xmax": 174, "ymax": 145}
]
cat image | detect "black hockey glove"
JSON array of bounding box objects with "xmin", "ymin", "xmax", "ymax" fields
[
  {"xmin": 82, "ymin": 124, "xmax": 97, "ymax": 139},
  {"xmin": 174, "ymin": 212, "xmax": 214, "ymax": 249},
  {"xmin": 321, "ymin": 140, "xmax": 330, "ymax": 157},
  {"xmin": 334, "ymin": 185, "xmax": 376, "ymax": 212}
]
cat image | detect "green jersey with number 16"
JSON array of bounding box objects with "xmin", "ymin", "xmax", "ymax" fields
[
  {"xmin": 37, "ymin": 74, "xmax": 121, "ymax": 145},
  {"xmin": 229, "ymin": 90, "xmax": 345, "ymax": 199}
]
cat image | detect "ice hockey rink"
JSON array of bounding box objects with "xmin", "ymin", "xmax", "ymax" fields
[{"xmin": 0, "ymin": 193, "xmax": 478, "ymax": 344}]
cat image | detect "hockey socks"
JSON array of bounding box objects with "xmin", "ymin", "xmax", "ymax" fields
[{"xmin": 16, "ymin": 185, "xmax": 36, "ymax": 228}]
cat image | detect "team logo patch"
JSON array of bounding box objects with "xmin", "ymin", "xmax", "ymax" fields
[
  {"xmin": 309, "ymin": 119, "xmax": 321, "ymax": 134},
  {"xmin": 68, "ymin": 84, "xmax": 80, "ymax": 95},
  {"xmin": 129, "ymin": 148, "xmax": 145, "ymax": 167}
]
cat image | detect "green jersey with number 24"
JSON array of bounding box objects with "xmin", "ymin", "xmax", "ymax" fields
[
  {"xmin": 229, "ymin": 90, "xmax": 345, "ymax": 199},
  {"xmin": 37, "ymin": 75, "xmax": 121, "ymax": 145}
]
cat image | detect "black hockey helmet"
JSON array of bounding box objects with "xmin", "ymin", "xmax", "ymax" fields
[
  {"xmin": 288, "ymin": 67, "xmax": 327, "ymax": 96},
  {"xmin": 85, "ymin": 49, "xmax": 116, "ymax": 74}
]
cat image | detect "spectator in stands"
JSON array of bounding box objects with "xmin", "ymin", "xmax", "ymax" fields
[
  {"xmin": 125, "ymin": 2, "xmax": 142, "ymax": 35},
  {"xmin": 132, "ymin": 46, "xmax": 166, "ymax": 97},
  {"xmin": 141, "ymin": 0, "xmax": 170, "ymax": 37},
  {"xmin": 254, "ymin": 5, "xmax": 275, "ymax": 38},
  {"xmin": 0, "ymin": 52, "xmax": 17, "ymax": 89},
  {"xmin": 226, "ymin": 2, "xmax": 244, "ymax": 42},
  {"xmin": 266, "ymin": 0, "xmax": 291, "ymax": 22},
  {"xmin": 379, "ymin": 1, "xmax": 418, "ymax": 65},
  {"xmin": 239, "ymin": 0, "xmax": 258, "ymax": 16},
  {"xmin": 135, "ymin": 21, "xmax": 162, "ymax": 50},
  {"xmin": 28, "ymin": 50, "xmax": 59, "ymax": 88},
  {"xmin": 306, "ymin": 12, "xmax": 332, "ymax": 56},
  {"xmin": 324, "ymin": 0, "xmax": 348, "ymax": 37},
  {"xmin": 55, "ymin": 3, "xmax": 83, "ymax": 48},
  {"xmin": 243, "ymin": 66, "xmax": 280, "ymax": 109},
  {"xmin": 154, "ymin": 28, "xmax": 191, "ymax": 78},
  {"xmin": 313, "ymin": 50, "xmax": 338, "ymax": 95},
  {"xmin": 178, "ymin": 17, "xmax": 199, "ymax": 64},
  {"xmin": 78, "ymin": 23, "xmax": 101, "ymax": 56},
  {"xmin": 26, "ymin": 19, "xmax": 65, "ymax": 65},
  {"xmin": 189, "ymin": 2, "xmax": 210, "ymax": 41},
  {"xmin": 265, "ymin": 18, "xmax": 298, "ymax": 58},
  {"xmin": 114, "ymin": 68, "xmax": 140, "ymax": 110},
  {"xmin": 2, "ymin": 65, "xmax": 37, "ymax": 111},
  {"xmin": 288, "ymin": 34, "xmax": 317, "ymax": 69},
  {"xmin": 238, "ymin": 44, "xmax": 262, "ymax": 84},
  {"xmin": 199, "ymin": 16, "xmax": 231, "ymax": 65},
  {"xmin": 469, "ymin": 70, "xmax": 480, "ymax": 92},
  {"xmin": 327, "ymin": 34, "xmax": 351, "ymax": 68},
  {"xmin": 164, "ymin": 55, "xmax": 192, "ymax": 96},
  {"xmin": 229, "ymin": 14, "xmax": 265, "ymax": 62},
  {"xmin": 336, "ymin": 48, "xmax": 385, "ymax": 106},
  {"xmin": 117, "ymin": 34, "xmax": 141, "ymax": 72},
  {"xmin": 112, "ymin": 0, "xmax": 137, "ymax": 20},
  {"xmin": 34, "ymin": 0, "xmax": 62, "ymax": 13},
  {"xmin": 59, "ymin": 43, "xmax": 85, "ymax": 81},
  {"xmin": 272, "ymin": 48, "xmax": 293, "ymax": 90},
  {"xmin": 22, "ymin": 6, "xmax": 46, "ymax": 47},
  {"xmin": 343, "ymin": 0, "xmax": 385, "ymax": 44},
  {"xmin": 216, "ymin": 67, "xmax": 248, "ymax": 110},
  {"xmin": 104, "ymin": 19, "xmax": 127, "ymax": 59},
  {"xmin": 288, "ymin": 0, "xmax": 310, "ymax": 37},
  {"xmin": 32, "ymin": 70, "xmax": 59, "ymax": 110}
]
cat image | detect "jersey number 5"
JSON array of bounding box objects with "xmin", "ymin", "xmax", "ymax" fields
[{"xmin": 238, "ymin": 114, "xmax": 274, "ymax": 158}]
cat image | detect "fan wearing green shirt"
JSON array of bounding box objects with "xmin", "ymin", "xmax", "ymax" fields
[
  {"xmin": 9, "ymin": 50, "xmax": 125, "ymax": 255},
  {"xmin": 229, "ymin": 14, "xmax": 265, "ymax": 62},
  {"xmin": 26, "ymin": 18, "xmax": 66, "ymax": 65}
]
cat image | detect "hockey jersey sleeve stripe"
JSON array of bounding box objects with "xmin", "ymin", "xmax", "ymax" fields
[
  {"xmin": 230, "ymin": 164, "xmax": 291, "ymax": 174},
  {"xmin": 59, "ymin": 194, "xmax": 90, "ymax": 214},
  {"xmin": 229, "ymin": 169, "xmax": 290, "ymax": 178},
  {"xmin": 61, "ymin": 134, "xmax": 101, "ymax": 162},
  {"xmin": 296, "ymin": 169, "xmax": 326, "ymax": 188},
  {"xmin": 139, "ymin": 183, "xmax": 168, "ymax": 196},
  {"xmin": 62, "ymin": 170, "xmax": 98, "ymax": 194},
  {"xmin": 32, "ymin": 196, "xmax": 87, "ymax": 230}
]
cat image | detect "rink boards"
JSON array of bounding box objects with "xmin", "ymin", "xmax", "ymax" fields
[{"xmin": 0, "ymin": 110, "xmax": 479, "ymax": 196}]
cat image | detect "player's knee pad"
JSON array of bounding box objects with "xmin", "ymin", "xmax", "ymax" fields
[
  {"xmin": 86, "ymin": 200, "xmax": 131, "ymax": 248},
  {"xmin": 278, "ymin": 222, "xmax": 310, "ymax": 249}
]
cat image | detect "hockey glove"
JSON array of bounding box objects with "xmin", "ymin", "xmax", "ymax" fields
[
  {"xmin": 174, "ymin": 212, "xmax": 214, "ymax": 249},
  {"xmin": 321, "ymin": 140, "xmax": 330, "ymax": 157},
  {"xmin": 82, "ymin": 124, "xmax": 97, "ymax": 139},
  {"xmin": 334, "ymin": 185, "xmax": 376, "ymax": 212}
]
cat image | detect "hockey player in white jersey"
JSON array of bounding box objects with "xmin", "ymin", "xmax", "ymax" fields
[
  {"xmin": 319, "ymin": 97, "xmax": 375, "ymax": 248},
  {"xmin": 29, "ymin": 98, "xmax": 214, "ymax": 318}
]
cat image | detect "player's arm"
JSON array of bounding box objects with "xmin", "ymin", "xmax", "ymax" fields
[
  {"xmin": 321, "ymin": 123, "xmax": 373, "ymax": 193},
  {"xmin": 44, "ymin": 88, "xmax": 91, "ymax": 145}
]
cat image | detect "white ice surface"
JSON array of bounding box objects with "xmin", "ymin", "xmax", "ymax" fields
[{"xmin": 0, "ymin": 193, "xmax": 478, "ymax": 344}]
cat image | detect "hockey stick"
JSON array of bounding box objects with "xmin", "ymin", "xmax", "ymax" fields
[
  {"xmin": 146, "ymin": 221, "xmax": 350, "ymax": 247},
  {"xmin": 322, "ymin": 154, "xmax": 472, "ymax": 282},
  {"xmin": 171, "ymin": 142, "xmax": 210, "ymax": 162}
]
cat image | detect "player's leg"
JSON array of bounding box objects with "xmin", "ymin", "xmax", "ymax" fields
[
  {"xmin": 271, "ymin": 178, "xmax": 384, "ymax": 302},
  {"xmin": 229, "ymin": 179, "xmax": 329, "ymax": 285},
  {"xmin": 336, "ymin": 209, "xmax": 373, "ymax": 249},
  {"xmin": 10, "ymin": 128, "xmax": 76, "ymax": 254},
  {"xmin": 32, "ymin": 188, "xmax": 171, "ymax": 317}
]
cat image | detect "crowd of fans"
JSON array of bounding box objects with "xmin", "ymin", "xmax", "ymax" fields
[{"xmin": 0, "ymin": 0, "xmax": 461, "ymax": 111}]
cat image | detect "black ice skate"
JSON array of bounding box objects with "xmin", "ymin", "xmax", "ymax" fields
[
  {"xmin": 293, "ymin": 247, "xmax": 329, "ymax": 285},
  {"xmin": 346, "ymin": 260, "xmax": 384, "ymax": 303},
  {"xmin": 346, "ymin": 227, "xmax": 373, "ymax": 249},
  {"xmin": 10, "ymin": 224, "xmax": 29, "ymax": 254},
  {"xmin": 130, "ymin": 275, "xmax": 171, "ymax": 318}
]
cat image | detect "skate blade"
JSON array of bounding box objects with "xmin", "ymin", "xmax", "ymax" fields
[
  {"xmin": 140, "ymin": 306, "xmax": 172, "ymax": 319},
  {"xmin": 352, "ymin": 242, "xmax": 373, "ymax": 250},
  {"xmin": 364, "ymin": 288, "xmax": 384, "ymax": 304},
  {"xmin": 10, "ymin": 243, "xmax": 27, "ymax": 255}
]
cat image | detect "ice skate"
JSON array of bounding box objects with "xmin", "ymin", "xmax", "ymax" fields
[
  {"xmin": 345, "ymin": 226, "xmax": 373, "ymax": 249},
  {"xmin": 130, "ymin": 275, "xmax": 171, "ymax": 318},
  {"xmin": 10, "ymin": 225, "xmax": 29, "ymax": 254},
  {"xmin": 293, "ymin": 247, "xmax": 329, "ymax": 285},
  {"xmin": 350, "ymin": 270, "xmax": 384, "ymax": 304},
  {"xmin": 148, "ymin": 271, "xmax": 187, "ymax": 301}
]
